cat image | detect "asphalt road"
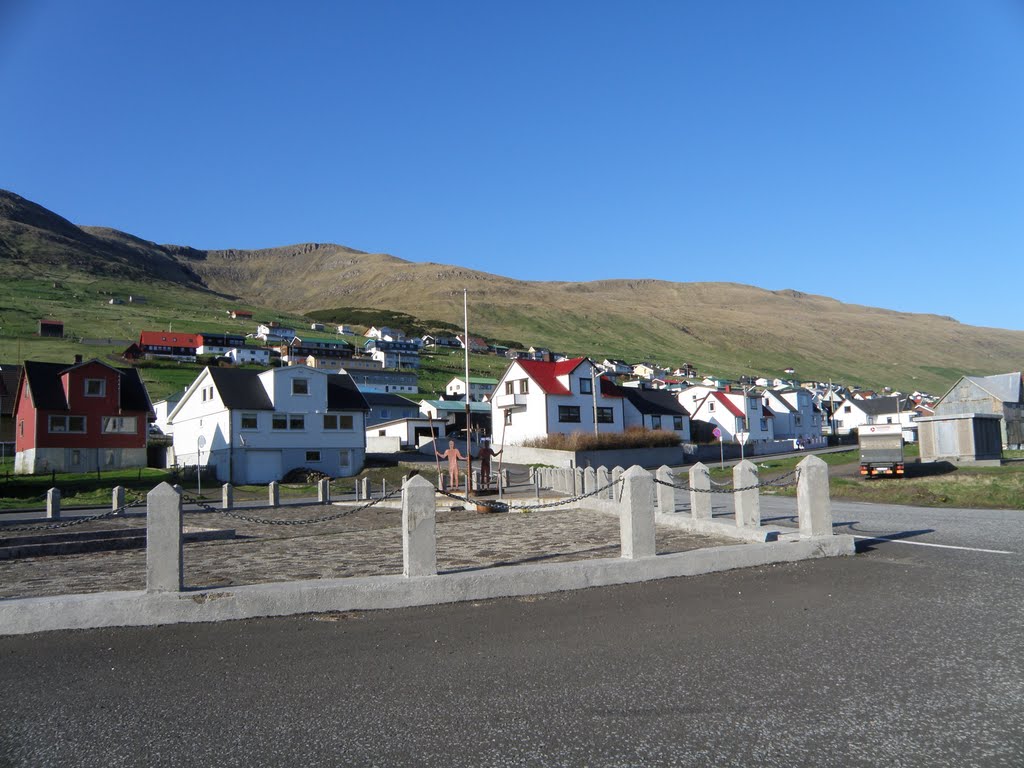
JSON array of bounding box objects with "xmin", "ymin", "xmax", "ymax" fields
[{"xmin": 2, "ymin": 498, "xmax": 1024, "ymax": 767}]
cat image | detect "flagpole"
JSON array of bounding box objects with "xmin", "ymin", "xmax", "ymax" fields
[{"xmin": 463, "ymin": 288, "xmax": 472, "ymax": 493}]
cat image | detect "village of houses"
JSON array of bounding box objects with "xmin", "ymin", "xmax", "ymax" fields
[{"xmin": 2, "ymin": 314, "xmax": 1022, "ymax": 485}]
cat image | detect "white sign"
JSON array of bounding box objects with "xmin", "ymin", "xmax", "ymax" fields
[{"xmin": 735, "ymin": 431, "xmax": 749, "ymax": 445}]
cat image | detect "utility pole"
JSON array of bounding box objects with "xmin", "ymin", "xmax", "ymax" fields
[{"xmin": 591, "ymin": 364, "xmax": 599, "ymax": 436}]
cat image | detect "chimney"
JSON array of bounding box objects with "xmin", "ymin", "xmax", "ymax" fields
[
  {"xmin": 74, "ymin": 354, "xmax": 83, "ymax": 364},
  {"xmin": 724, "ymin": 385, "xmax": 731, "ymax": 393}
]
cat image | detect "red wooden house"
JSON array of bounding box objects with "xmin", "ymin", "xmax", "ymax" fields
[{"xmin": 13, "ymin": 357, "xmax": 154, "ymax": 475}]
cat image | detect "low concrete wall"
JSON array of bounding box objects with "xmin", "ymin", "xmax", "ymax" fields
[
  {"xmin": 501, "ymin": 445, "xmax": 684, "ymax": 470},
  {"xmin": 0, "ymin": 536, "xmax": 854, "ymax": 636},
  {"xmin": 366, "ymin": 436, "xmax": 403, "ymax": 453}
]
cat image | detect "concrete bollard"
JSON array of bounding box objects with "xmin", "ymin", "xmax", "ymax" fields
[
  {"xmin": 656, "ymin": 465, "xmax": 674, "ymax": 515},
  {"xmin": 574, "ymin": 468, "xmax": 584, "ymax": 497},
  {"xmin": 361, "ymin": 477, "xmax": 370, "ymax": 500},
  {"xmin": 318, "ymin": 478, "xmax": 330, "ymax": 503},
  {"xmin": 222, "ymin": 483, "xmax": 233, "ymax": 510},
  {"xmin": 268, "ymin": 481, "xmax": 279, "ymax": 507},
  {"xmin": 689, "ymin": 462, "xmax": 712, "ymax": 519},
  {"xmin": 597, "ymin": 467, "xmax": 610, "ymax": 498},
  {"xmin": 611, "ymin": 466, "xmax": 625, "ymax": 500},
  {"xmin": 112, "ymin": 485, "xmax": 125, "ymax": 512},
  {"xmin": 620, "ymin": 466, "xmax": 656, "ymax": 559},
  {"xmin": 46, "ymin": 488, "xmax": 61, "ymax": 520},
  {"xmin": 733, "ymin": 460, "xmax": 760, "ymax": 528},
  {"xmin": 403, "ymin": 475, "xmax": 437, "ymax": 577},
  {"xmin": 147, "ymin": 482, "xmax": 183, "ymax": 593},
  {"xmin": 797, "ymin": 455, "xmax": 832, "ymax": 537},
  {"xmin": 583, "ymin": 466, "xmax": 596, "ymax": 495}
]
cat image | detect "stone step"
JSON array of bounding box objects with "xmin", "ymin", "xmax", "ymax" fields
[{"xmin": 0, "ymin": 526, "xmax": 235, "ymax": 560}]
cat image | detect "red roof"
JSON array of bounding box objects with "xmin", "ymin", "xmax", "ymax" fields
[
  {"xmin": 517, "ymin": 357, "xmax": 587, "ymax": 395},
  {"xmin": 139, "ymin": 331, "xmax": 201, "ymax": 348},
  {"xmin": 709, "ymin": 391, "xmax": 746, "ymax": 418}
]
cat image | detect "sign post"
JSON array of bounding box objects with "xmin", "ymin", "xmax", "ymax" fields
[
  {"xmin": 712, "ymin": 427, "xmax": 723, "ymax": 468},
  {"xmin": 736, "ymin": 430, "xmax": 749, "ymax": 461}
]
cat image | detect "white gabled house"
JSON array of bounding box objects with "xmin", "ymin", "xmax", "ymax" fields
[
  {"xmin": 620, "ymin": 387, "xmax": 691, "ymax": 441},
  {"xmin": 445, "ymin": 376, "xmax": 498, "ymax": 402},
  {"xmin": 762, "ymin": 388, "xmax": 823, "ymax": 443},
  {"xmin": 690, "ymin": 390, "xmax": 774, "ymax": 444},
  {"xmin": 491, "ymin": 357, "xmax": 625, "ymax": 445},
  {"xmin": 167, "ymin": 366, "xmax": 369, "ymax": 484},
  {"xmin": 833, "ymin": 395, "xmax": 916, "ymax": 438}
]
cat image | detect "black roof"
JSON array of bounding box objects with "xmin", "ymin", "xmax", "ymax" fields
[
  {"xmin": 361, "ymin": 392, "xmax": 419, "ymax": 408},
  {"xmin": 0, "ymin": 364, "xmax": 23, "ymax": 416},
  {"xmin": 620, "ymin": 387, "xmax": 690, "ymax": 417},
  {"xmin": 208, "ymin": 368, "xmax": 274, "ymax": 410},
  {"xmin": 22, "ymin": 359, "xmax": 152, "ymax": 413},
  {"xmin": 206, "ymin": 367, "xmax": 370, "ymax": 411},
  {"xmin": 851, "ymin": 396, "xmax": 906, "ymax": 416},
  {"xmin": 327, "ymin": 372, "xmax": 370, "ymax": 411}
]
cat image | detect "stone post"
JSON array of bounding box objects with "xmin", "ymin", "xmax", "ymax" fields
[
  {"xmin": 403, "ymin": 475, "xmax": 437, "ymax": 577},
  {"xmin": 222, "ymin": 483, "xmax": 233, "ymax": 510},
  {"xmin": 689, "ymin": 462, "xmax": 712, "ymax": 519},
  {"xmin": 112, "ymin": 485, "xmax": 125, "ymax": 512},
  {"xmin": 268, "ymin": 481, "xmax": 279, "ymax": 507},
  {"xmin": 620, "ymin": 466, "xmax": 656, "ymax": 559},
  {"xmin": 583, "ymin": 466, "xmax": 596, "ymax": 495},
  {"xmin": 574, "ymin": 468, "xmax": 584, "ymax": 497},
  {"xmin": 733, "ymin": 460, "xmax": 760, "ymax": 528},
  {"xmin": 318, "ymin": 478, "xmax": 330, "ymax": 503},
  {"xmin": 147, "ymin": 482, "xmax": 183, "ymax": 593},
  {"xmin": 797, "ymin": 455, "xmax": 832, "ymax": 537},
  {"xmin": 597, "ymin": 467, "xmax": 610, "ymax": 498},
  {"xmin": 611, "ymin": 466, "xmax": 625, "ymax": 500},
  {"xmin": 655, "ymin": 465, "xmax": 674, "ymax": 515},
  {"xmin": 361, "ymin": 477, "xmax": 370, "ymax": 500},
  {"xmin": 46, "ymin": 488, "xmax": 60, "ymax": 520}
]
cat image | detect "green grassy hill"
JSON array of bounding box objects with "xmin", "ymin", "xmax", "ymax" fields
[{"xmin": 3, "ymin": 187, "xmax": 1024, "ymax": 397}]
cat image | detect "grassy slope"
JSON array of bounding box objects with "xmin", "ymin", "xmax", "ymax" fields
[{"xmin": 5, "ymin": 187, "xmax": 1024, "ymax": 398}]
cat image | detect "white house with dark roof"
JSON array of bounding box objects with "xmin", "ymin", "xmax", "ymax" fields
[
  {"xmin": 832, "ymin": 395, "xmax": 914, "ymax": 437},
  {"xmin": 620, "ymin": 386, "xmax": 691, "ymax": 441},
  {"xmin": 491, "ymin": 357, "xmax": 626, "ymax": 445},
  {"xmin": 445, "ymin": 376, "xmax": 498, "ymax": 402},
  {"xmin": 167, "ymin": 366, "xmax": 369, "ymax": 483},
  {"xmin": 763, "ymin": 388, "xmax": 823, "ymax": 444}
]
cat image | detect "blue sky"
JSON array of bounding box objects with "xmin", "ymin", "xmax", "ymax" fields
[{"xmin": 2, "ymin": 1, "xmax": 1023, "ymax": 330}]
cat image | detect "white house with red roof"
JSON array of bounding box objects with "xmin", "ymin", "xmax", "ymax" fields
[
  {"xmin": 689, "ymin": 389, "xmax": 774, "ymax": 445},
  {"xmin": 491, "ymin": 357, "xmax": 625, "ymax": 444}
]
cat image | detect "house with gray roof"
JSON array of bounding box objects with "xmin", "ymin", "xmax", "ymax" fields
[{"xmin": 167, "ymin": 366, "xmax": 369, "ymax": 483}]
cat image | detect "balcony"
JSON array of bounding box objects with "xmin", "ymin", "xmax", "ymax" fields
[{"xmin": 493, "ymin": 393, "xmax": 527, "ymax": 409}]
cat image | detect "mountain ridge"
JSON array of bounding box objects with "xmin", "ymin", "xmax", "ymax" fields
[{"xmin": 1, "ymin": 188, "xmax": 1020, "ymax": 394}]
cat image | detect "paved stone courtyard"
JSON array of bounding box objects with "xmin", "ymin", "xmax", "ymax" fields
[{"xmin": 0, "ymin": 499, "xmax": 735, "ymax": 600}]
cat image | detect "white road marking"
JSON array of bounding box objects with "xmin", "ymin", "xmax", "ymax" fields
[{"xmin": 852, "ymin": 535, "xmax": 1014, "ymax": 555}]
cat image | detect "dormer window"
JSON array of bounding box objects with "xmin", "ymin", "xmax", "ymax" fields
[{"xmin": 84, "ymin": 379, "xmax": 105, "ymax": 397}]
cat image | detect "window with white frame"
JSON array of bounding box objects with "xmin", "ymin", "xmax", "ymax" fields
[
  {"xmin": 241, "ymin": 413, "xmax": 259, "ymax": 430},
  {"xmin": 49, "ymin": 415, "xmax": 86, "ymax": 433},
  {"xmin": 519, "ymin": 379, "xmax": 529, "ymax": 394},
  {"xmin": 579, "ymin": 378, "xmax": 592, "ymax": 394},
  {"xmin": 84, "ymin": 379, "xmax": 105, "ymax": 397}
]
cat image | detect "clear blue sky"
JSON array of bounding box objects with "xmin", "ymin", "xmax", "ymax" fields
[{"xmin": 2, "ymin": 1, "xmax": 1023, "ymax": 330}]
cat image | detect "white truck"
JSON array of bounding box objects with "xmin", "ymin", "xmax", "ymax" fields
[{"xmin": 858, "ymin": 423, "xmax": 905, "ymax": 478}]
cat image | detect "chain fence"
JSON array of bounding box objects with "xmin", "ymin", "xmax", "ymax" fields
[
  {"xmin": 182, "ymin": 488, "xmax": 403, "ymax": 526},
  {"xmin": 0, "ymin": 498, "xmax": 146, "ymax": 534},
  {"xmin": 435, "ymin": 479, "xmax": 622, "ymax": 513},
  {"xmin": 654, "ymin": 467, "xmax": 801, "ymax": 494}
]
